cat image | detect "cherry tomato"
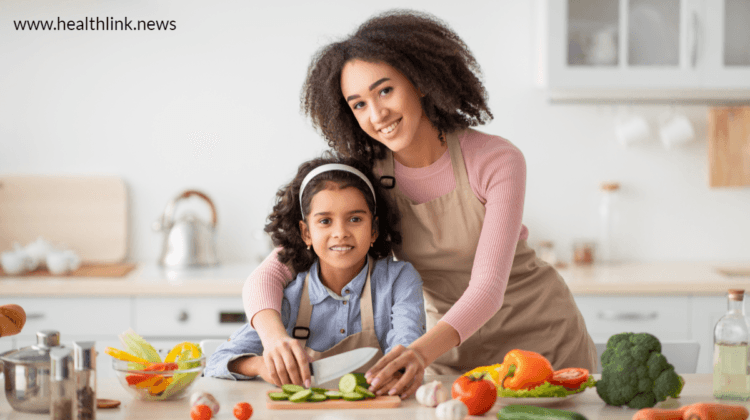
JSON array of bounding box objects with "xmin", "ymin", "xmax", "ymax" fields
[
  {"xmin": 548, "ymin": 368, "xmax": 589, "ymax": 389},
  {"xmin": 451, "ymin": 374, "xmax": 497, "ymax": 416},
  {"xmin": 190, "ymin": 404, "xmax": 212, "ymax": 420},
  {"xmin": 233, "ymin": 402, "xmax": 253, "ymax": 420}
]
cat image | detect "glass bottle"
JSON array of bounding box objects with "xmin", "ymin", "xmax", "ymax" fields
[
  {"xmin": 50, "ymin": 348, "xmax": 76, "ymax": 420},
  {"xmin": 73, "ymin": 341, "xmax": 97, "ymax": 420},
  {"xmin": 713, "ymin": 289, "xmax": 750, "ymax": 400},
  {"xmin": 598, "ymin": 182, "xmax": 621, "ymax": 264}
]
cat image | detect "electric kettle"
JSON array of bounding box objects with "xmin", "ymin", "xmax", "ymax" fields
[{"xmin": 153, "ymin": 190, "xmax": 219, "ymax": 268}]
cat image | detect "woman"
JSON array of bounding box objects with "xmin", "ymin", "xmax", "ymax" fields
[{"xmin": 244, "ymin": 9, "xmax": 597, "ymax": 398}]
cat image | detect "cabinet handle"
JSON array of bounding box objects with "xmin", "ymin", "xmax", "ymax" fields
[
  {"xmin": 177, "ymin": 311, "xmax": 189, "ymax": 323},
  {"xmin": 25, "ymin": 313, "xmax": 45, "ymax": 321},
  {"xmin": 597, "ymin": 310, "xmax": 658, "ymax": 322},
  {"xmin": 691, "ymin": 10, "xmax": 700, "ymax": 68}
]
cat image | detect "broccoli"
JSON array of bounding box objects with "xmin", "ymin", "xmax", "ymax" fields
[{"xmin": 595, "ymin": 332, "xmax": 685, "ymax": 409}]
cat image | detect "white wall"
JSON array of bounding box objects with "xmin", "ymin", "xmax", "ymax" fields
[{"xmin": 2, "ymin": 0, "xmax": 749, "ymax": 264}]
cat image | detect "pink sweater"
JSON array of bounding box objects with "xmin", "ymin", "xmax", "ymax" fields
[{"xmin": 243, "ymin": 129, "xmax": 528, "ymax": 344}]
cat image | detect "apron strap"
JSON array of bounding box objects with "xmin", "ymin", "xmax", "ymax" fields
[
  {"xmin": 446, "ymin": 130, "xmax": 471, "ymax": 188},
  {"xmin": 293, "ymin": 257, "xmax": 376, "ymax": 348}
]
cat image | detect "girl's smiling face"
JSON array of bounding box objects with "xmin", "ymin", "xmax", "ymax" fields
[
  {"xmin": 340, "ymin": 59, "xmax": 436, "ymax": 161},
  {"xmin": 299, "ymin": 183, "xmax": 377, "ymax": 290}
]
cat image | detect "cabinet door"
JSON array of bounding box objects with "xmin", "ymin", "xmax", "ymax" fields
[
  {"xmin": 574, "ymin": 296, "xmax": 690, "ymax": 343},
  {"xmin": 702, "ymin": 0, "xmax": 750, "ymax": 88},
  {"xmin": 134, "ymin": 297, "xmax": 248, "ymax": 340},
  {"xmin": 691, "ymin": 296, "xmax": 727, "ymax": 374},
  {"xmin": 547, "ymin": 0, "xmax": 700, "ymax": 92}
]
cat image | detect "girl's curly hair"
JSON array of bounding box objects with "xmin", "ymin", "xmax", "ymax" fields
[
  {"xmin": 264, "ymin": 152, "xmax": 401, "ymax": 274},
  {"xmin": 301, "ymin": 9, "xmax": 493, "ymax": 165}
]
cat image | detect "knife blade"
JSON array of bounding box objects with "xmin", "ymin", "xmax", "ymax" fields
[{"xmin": 309, "ymin": 347, "xmax": 378, "ymax": 386}]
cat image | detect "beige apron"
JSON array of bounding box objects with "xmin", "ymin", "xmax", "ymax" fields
[
  {"xmin": 375, "ymin": 129, "xmax": 597, "ymax": 375},
  {"xmin": 293, "ymin": 256, "xmax": 383, "ymax": 374}
]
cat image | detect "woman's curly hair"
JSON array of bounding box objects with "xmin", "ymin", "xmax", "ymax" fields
[
  {"xmin": 301, "ymin": 9, "xmax": 493, "ymax": 165},
  {"xmin": 264, "ymin": 152, "xmax": 401, "ymax": 274}
]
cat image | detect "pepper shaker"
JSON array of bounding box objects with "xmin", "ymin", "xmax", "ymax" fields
[
  {"xmin": 50, "ymin": 348, "xmax": 76, "ymax": 420},
  {"xmin": 73, "ymin": 341, "xmax": 96, "ymax": 420}
]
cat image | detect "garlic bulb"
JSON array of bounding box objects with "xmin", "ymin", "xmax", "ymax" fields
[
  {"xmin": 435, "ymin": 399, "xmax": 468, "ymax": 420},
  {"xmin": 190, "ymin": 391, "xmax": 220, "ymax": 414},
  {"xmin": 416, "ymin": 380, "xmax": 449, "ymax": 407}
]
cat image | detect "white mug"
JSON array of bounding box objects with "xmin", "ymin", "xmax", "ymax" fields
[
  {"xmin": 659, "ymin": 114, "xmax": 695, "ymax": 149},
  {"xmin": 615, "ymin": 115, "xmax": 651, "ymax": 147}
]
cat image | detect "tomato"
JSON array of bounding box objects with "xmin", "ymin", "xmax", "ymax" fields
[
  {"xmin": 190, "ymin": 404, "xmax": 212, "ymax": 420},
  {"xmin": 548, "ymin": 367, "xmax": 589, "ymax": 389},
  {"xmin": 451, "ymin": 374, "xmax": 497, "ymax": 416},
  {"xmin": 233, "ymin": 402, "xmax": 253, "ymax": 420}
]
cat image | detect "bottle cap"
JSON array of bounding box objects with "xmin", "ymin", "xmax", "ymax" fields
[
  {"xmin": 728, "ymin": 289, "xmax": 745, "ymax": 300},
  {"xmin": 50, "ymin": 348, "xmax": 73, "ymax": 380},
  {"xmin": 601, "ymin": 182, "xmax": 620, "ymax": 191},
  {"xmin": 73, "ymin": 341, "xmax": 96, "ymax": 371}
]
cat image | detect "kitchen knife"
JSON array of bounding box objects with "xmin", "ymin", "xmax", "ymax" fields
[{"xmin": 309, "ymin": 347, "xmax": 378, "ymax": 386}]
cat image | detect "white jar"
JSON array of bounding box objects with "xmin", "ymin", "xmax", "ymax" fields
[{"xmin": 598, "ymin": 182, "xmax": 621, "ymax": 264}]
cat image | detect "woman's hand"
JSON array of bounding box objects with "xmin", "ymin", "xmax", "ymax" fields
[
  {"xmin": 262, "ymin": 336, "xmax": 312, "ymax": 387},
  {"xmin": 365, "ymin": 344, "xmax": 426, "ymax": 399}
]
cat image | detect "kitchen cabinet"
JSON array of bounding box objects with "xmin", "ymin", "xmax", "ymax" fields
[
  {"xmin": 133, "ymin": 297, "xmax": 248, "ymax": 340},
  {"xmin": 574, "ymin": 294, "xmax": 728, "ymax": 374},
  {"xmin": 539, "ymin": 0, "xmax": 750, "ymax": 102}
]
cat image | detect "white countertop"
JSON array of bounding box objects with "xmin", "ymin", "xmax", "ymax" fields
[
  {"xmin": 0, "ymin": 374, "xmax": 740, "ymax": 420},
  {"xmin": 2, "ymin": 261, "xmax": 750, "ymax": 297}
]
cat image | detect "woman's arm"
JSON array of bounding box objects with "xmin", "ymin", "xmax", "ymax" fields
[{"xmin": 243, "ymin": 247, "xmax": 312, "ymax": 387}]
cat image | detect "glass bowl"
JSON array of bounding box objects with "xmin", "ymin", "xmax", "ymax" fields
[{"xmin": 112, "ymin": 350, "xmax": 205, "ymax": 401}]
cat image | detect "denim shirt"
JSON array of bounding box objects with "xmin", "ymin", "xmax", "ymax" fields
[{"xmin": 204, "ymin": 256, "xmax": 425, "ymax": 380}]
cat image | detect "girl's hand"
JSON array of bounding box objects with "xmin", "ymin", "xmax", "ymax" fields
[
  {"xmin": 262, "ymin": 336, "xmax": 312, "ymax": 387},
  {"xmin": 366, "ymin": 344, "xmax": 426, "ymax": 399}
]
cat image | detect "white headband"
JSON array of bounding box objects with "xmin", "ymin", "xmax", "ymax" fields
[{"xmin": 299, "ymin": 164, "xmax": 377, "ymax": 217}]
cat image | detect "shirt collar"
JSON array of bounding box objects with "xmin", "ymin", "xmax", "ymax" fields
[{"xmin": 307, "ymin": 258, "xmax": 369, "ymax": 305}]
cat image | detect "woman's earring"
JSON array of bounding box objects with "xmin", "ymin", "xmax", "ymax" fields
[{"xmin": 370, "ymin": 242, "xmax": 374, "ymax": 248}]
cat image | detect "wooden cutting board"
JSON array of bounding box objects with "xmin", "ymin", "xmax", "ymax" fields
[
  {"xmin": 266, "ymin": 390, "xmax": 401, "ymax": 410},
  {"xmin": 0, "ymin": 176, "xmax": 128, "ymax": 263},
  {"xmin": 0, "ymin": 263, "xmax": 136, "ymax": 278},
  {"xmin": 708, "ymin": 107, "xmax": 750, "ymax": 187}
]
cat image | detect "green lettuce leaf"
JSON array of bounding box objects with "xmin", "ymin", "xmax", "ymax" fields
[{"xmin": 498, "ymin": 375, "xmax": 596, "ymax": 398}]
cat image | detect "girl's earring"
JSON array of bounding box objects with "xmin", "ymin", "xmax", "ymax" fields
[{"xmin": 307, "ymin": 245, "xmax": 311, "ymax": 251}]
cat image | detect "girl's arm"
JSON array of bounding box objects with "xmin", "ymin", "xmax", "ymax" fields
[
  {"xmin": 383, "ymin": 261, "xmax": 426, "ymax": 353},
  {"xmin": 243, "ymin": 247, "xmax": 312, "ymax": 387}
]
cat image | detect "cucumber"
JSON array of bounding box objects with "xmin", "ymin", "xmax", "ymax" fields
[
  {"xmin": 497, "ymin": 405, "xmax": 588, "ymax": 420},
  {"xmin": 354, "ymin": 385, "xmax": 376, "ymax": 399},
  {"xmin": 268, "ymin": 392, "xmax": 289, "ymax": 401},
  {"xmin": 339, "ymin": 373, "xmax": 359, "ymax": 393},
  {"xmin": 310, "ymin": 387, "xmax": 328, "ymax": 394},
  {"xmin": 289, "ymin": 389, "xmax": 312, "ymax": 402},
  {"xmin": 309, "ymin": 393, "xmax": 327, "ymax": 402},
  {"xmin": 324, "ymin": 390, "xmax": 343, "ymax": 399},
  {"xmin": 342, "ymin": 392, "xmax": 364, "ymax": 401},
  {"xmin": 281, "ymin": 384, "xmax": 305, "ymax": 394}
]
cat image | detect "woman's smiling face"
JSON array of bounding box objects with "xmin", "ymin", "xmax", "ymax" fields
[{"xmin": 340, "ymin": 59, "xmax": 433, "ymax": 157}]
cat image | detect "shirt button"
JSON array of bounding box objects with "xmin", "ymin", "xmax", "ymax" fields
[
  {"xmin": 345, "ymin": 289, "xmax": 350, "ymax": 294},
  {"xmin": 343, "ymin": 301, "xmax": 347, "ymax": 305},
  {"xmin": 340, "ymin": 329, "xmax": 345, "ymax": 334}
]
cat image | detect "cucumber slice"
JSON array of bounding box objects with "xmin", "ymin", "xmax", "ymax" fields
[
  {"xmin": 268, "ymin": 392, "xmax": 289, "ymax": 401},
  {"xmin": 355, "ymin": 385, "xmax": 376, "ymax": 399},
  {"xmin": 289, "ymin": 389, "xmax": 312, "ymax": 402},
  {"xmin": 310, "ymin": 387, "xmax": 328, "ymax": 394},
  {"xmin": 339, "ymin": 373, "xmax": 359, "ymax": 393},
  {"xmin": 309, "ymin": 393, "xmax": 327, "ymax": 402},
  {"xmin": 282, "ymin": 384, "xmax": 305, "ymax": 395},
  {"xmin": 342, "ymin": 392, "xmax": 364, "ymax": 401},
  {"xmin": 324, "ymin": 390, "xmax": 343, "ymax": 399}
]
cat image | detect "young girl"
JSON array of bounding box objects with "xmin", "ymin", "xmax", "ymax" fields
[
  {"xmin": 244, "ymin": 9, "xmax": 597, "ymax": 399},
  {"xmin": 204, "ymin": 154, "xmax": 425, "ymax": 388}
]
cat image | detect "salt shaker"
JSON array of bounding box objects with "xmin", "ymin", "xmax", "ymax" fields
[
  {"xmin": 50, "ymin": 348, "xmax": 76, "ymax": 420},
  {"xmin": 73, "ymin": 341, "xmax": 96, "ymax": 420}
]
